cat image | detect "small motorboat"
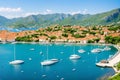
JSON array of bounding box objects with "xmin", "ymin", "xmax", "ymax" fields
[
  {"xmin": 69, "ymin": 54, "xmax": 80, "ymax": 60},
  {"xmin": 30, "ymin": 48, "xmax": 35, "ymax": 50},
  {"xmin": 78, "ymin": 49, "xmax": 85, "ymax": 53},
  {"xmin": 91, "ymin": 48, "xmax": 101, "ymax": 53}
]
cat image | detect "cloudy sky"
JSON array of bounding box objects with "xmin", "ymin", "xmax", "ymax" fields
[{"xmin": 0, "ymin": 0, "xmax": 120, "ymax": 18}]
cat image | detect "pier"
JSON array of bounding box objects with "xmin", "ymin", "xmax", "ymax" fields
[{"xmin": 96, "ymin": 45, "xmax": 120, "ymax": 67}]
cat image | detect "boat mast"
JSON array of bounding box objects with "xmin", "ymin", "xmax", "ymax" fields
[
  {"xmin": 73, "ymin": 46, "xmax": 75, "ymax": 54},
  {"xmin": 14, "ymin": 44, "xmax": 16, "ymax": 60},
  {"xmin": 47, "ymin": 44, "xmax": 48, "ymax": 60}
]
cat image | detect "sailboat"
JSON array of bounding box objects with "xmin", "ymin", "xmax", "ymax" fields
[
  {"xmin": 78, "ymin": 49, "xmax": 85, "ymax": 53},
  {"xmin": 91, "ymin": 48, "xmax": 101, "ymax": 53},
  {"xmin": 41, "ymin": 44, "xmax": 57, "ymax": 66},
  {"xmin": 78, "ymin": 46, "xmax": 85, "ymax": 53},
  {"xmin": 9, "ymin": 44, "xmax": 24, "ymax": 65},
  {"xmin": 50, "ymin": 59, "xmax": 59, "ymax": 63},
  {"xmin": 51, "ymin": 52, "xmax": 59, "ymax": 63},
  {"xmin": 69, "ymin": 46, "xmax": 80, "ymax": 60},
  {"xmin": 91, "ymin": 45, "xmax": 104, "ymax": 53},
  {"xmin": 103, "ymin": 46, "xmax": 111, "ymax": 51}
]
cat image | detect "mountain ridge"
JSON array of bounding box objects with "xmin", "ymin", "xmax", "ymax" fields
[{"xmin": 0, "ymin": 8, "xmax": 120, "ymax": 29}]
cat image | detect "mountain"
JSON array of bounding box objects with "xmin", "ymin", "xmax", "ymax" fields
[
  {"xmin": 9, "ymin": 13, "xmax": 72, "ymax": 28},
  {"xmin": 0, "ymin": 16, "xmax": 10, "ymax": 26},
  {"xmin": 0, "ymin": 8, "xmax": 120, "ymax": 29},
  {"xmin": 80, "ymin": 8, "xmax": 120, "ymax": 25}
]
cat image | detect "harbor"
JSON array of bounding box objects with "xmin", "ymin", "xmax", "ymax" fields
[{"xmin": 96, "ymin": 45, "xmax": 120, "ymax": 69}]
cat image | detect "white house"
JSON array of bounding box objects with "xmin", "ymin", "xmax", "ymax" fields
[{"xmin": 80, "ymin": 40, "xmax": 87, "ymax": 44}]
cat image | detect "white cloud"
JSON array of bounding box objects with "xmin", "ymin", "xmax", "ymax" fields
[
  {"xmin": 0, "ymin": 7, "xmax": 22, "ymax": 12},
  {"xmin": 68, "ymin": 9, "xmax": 88, "ymax": 15},
  {"xmin": 46, "ymin": 9, "xmax": 52, "ymax": 13},
  {"xmin": 0, "ymin": 8, "xmax": 88, "ymax": 19},
  {"xmin": 82, "ymin": 9, "xmax": 88, "ymax": 14},
  {"xmin": 70, "ymin": 11, "xmax": 81, "ymax": 15},
  {"xmin": 44, "ymin": 9, "xmax": 53, "ymax": 14},
  {"xmin": 24, "ymin": 12, "xmax": 40, "ymax": 17},
  {"xmin": 24, "ymin": 9, "xmax": 53, "ymax": 16}
]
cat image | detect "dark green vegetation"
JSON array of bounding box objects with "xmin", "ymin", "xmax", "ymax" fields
[
  {"xmin": 115, "ymin": 62, "xmax": 120, "ymax": 71},
  {"xmin": 72, "ymin": 33, "xmax": 86, "ymax": 38},
  {"xmin": 109, "ymin": 73, "xmax": 120, "ymax": 80},
  {"xmin": 105, "ymin": 36, "xmax": 120, "ymax": 44},
  {"xmin": 87, "ymin": 38, "xmax": 100, "ymax": 43},
  {"xmin": 0, "ymin": 8, "xmax": 120, "ymax": 29},
  {"xmin": 62, "ymin": 33, "xmax": 68, "ymax": 37},
  {"xmin": 15, "ymin": 36, "xmax": 32, "ymax": 42},
  {"xmin": 108, "ymin": 25, "xmax": 120, "ymax": 31},
  {"xmin": 109, "ymin": 62, "xmax": 120, "ymax": 80}
]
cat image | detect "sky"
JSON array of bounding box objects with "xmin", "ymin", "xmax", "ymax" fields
[{"xmin": 0, "ymin": 0, "xmax": 120, "ymax": 18}]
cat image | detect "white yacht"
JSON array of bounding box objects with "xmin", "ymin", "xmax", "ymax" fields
[
  {"xmin": 41, "ymin": 60, "xmax": 56, "ymax": 66},
  {"xmin": 9, "ymin": 60, "xmax": 24, "ymax": 65},
  {"xmin": 9, "ymin": 44, "xmax": 24, "ymax": 65},
  {"xmin": 69, "ymin": 54, "xmax": 80, "ymax": 60},
  {"xmin": 69, "ymin": 46, "xmax": 80, "ymax": 60},
  {"xmin": 51, "ymin": 58, "xmax": 59, "ymax": 63},
  {"xmin": 103, "ymin": 46, "xmax": 111, "ymax": 51},
  {"xmin": 91, "ymin": 48, "xmax": 101, "ymax": 53},
  {"xmin": 30, "ymin": 48, "xmax": 35, "ymax": 50},
  {"xmin": 78, "ymin": 49, "xmax": 85, "ymax": 53},
  {"xmin": 41, "ymin": 45, "xmax": 57, "ymax": 66}
]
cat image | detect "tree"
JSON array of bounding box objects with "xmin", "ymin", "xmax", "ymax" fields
[
  {"xmin": 87, "ymin": 40, "xmax": 94, "ymax": 43},
  {"xmin": 46, "ymin": 27, "xmax": 52, "ymax": 32},
  {"xmin": 49, "ymin": 36, "xmax": 57, "ymax": 40},
  {"xmin": 89, "ymin": 31, "xmax": 96, "ymax": 35},
  {"xmin": 105, "ymin": 36, "xmax": 120, "ymax": 44},
  {"xmin": 94, "ymin": 38, "xmax": 100, "ymax": 43},
  {"xmin": 72, "ymin": 33, "xmax": 86, "ymax": 38},
  {"xmin": 15, "ymin": 36, "xmax": 32, "ymax": 42},
  {"xmin": 92, "ymin": 26, "xmax": 98, "ymax": 30},
  {"xmin": 62, "ymin": 33, "xmax": 68, "ymax": 37}
]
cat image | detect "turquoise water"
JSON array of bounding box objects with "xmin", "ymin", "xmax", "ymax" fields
[{"xmin": 0, "ymin": 43, "xmax": 117, "ymax": 80}]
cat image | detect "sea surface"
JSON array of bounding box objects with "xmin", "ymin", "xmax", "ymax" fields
[
  {"xmin": 0, "ymin": 43, "xmax": 117, "ymax": 80},
  {"xmin": 0, "ymin": 27, "xmax": 37, "ymax": 32}
]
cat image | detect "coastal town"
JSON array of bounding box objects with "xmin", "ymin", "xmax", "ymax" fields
[
  {"xmin": 0, "ymin": 0, "xmax": 120, "ymax": 80},
  {"xmin": 0, "ymin": 25, "xmax": 120, "ymax": 80},
  {"xmin": 0, "ymin": 25, "xmax": 120, "ymax": 44}
]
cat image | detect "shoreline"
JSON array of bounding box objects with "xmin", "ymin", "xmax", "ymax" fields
[
  {"xmin": 95, "ymin": 44, "xmax": 120, "ymax": 78},
  {"xmin": 0, "ymin": 41, "xmax": 113, "ymax": 45},
  {"xmin": 110, "ymin": 45, "xmax": 120, "ymax": 78}
]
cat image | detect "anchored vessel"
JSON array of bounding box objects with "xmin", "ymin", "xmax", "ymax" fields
[
  {"xmin": 41, "ymin": 45, "xmax": 58, "ymax": 66},
  {"xmin": 9, "ymin": 43, "xmax": 24, "ymax": 65},
  {"xmin": 69, "ymin": 46, "xmax": 80, "ymax": 60},
  {"xmin": 78, "ymin": 49, "xmax": 85, "ymax": 53}
]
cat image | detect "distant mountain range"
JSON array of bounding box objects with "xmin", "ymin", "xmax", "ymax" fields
[{"xmin": 0, "ymin": 8, "xmax": 120, "ymax": 29}]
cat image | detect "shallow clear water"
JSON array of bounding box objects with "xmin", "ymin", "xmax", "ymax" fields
[{"xmin": 0, "ymin": 43, "xmax": 117, "ymax": 80}]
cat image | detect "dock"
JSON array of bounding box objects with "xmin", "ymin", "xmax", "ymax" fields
[{"xmin": 96, "ymin": 45, "xmax": 120, "ymax": 67}]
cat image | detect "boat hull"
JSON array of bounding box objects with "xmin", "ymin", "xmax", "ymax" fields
[
  {"xmin": 69, "ymin": 54, "xmax": 80, "ymax": 60},
  {"xmin": 41, "ymin": 60, "xmax": 56, "ymax": 66},
  {"xmin": 51, "ymin": 59, "xmax": 59, "ymax": 63},
  {"xmin": 9, "ymin": 60, "xmax": 24, "ymax": 65}
]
